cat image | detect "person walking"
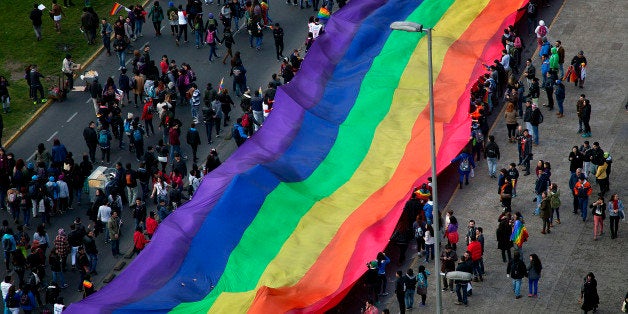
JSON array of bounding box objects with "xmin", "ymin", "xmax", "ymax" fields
[
  {"xmin": 554, "ymin": 79, "xmax": 565, "ymax": 117},
  {"xmin": 579, "ymin": 273, "xmax": 599, "ymax": 313},
  {"xmin": 607, "ymin": 194, "xmax": 623, "ymax": 239},
  {"xmin": 50, "ymin": 0, "xmax": 65, "ymax": 33},
  {"xmin": 573, "ymin": 173, "xmax": 592, "ymax": 222},
  {"xmin": 272, "ymin": 23, "xmax": 285, "ymax": 60},
  {"xmin": 416, "ymin": 265, "xmax": 430, "ymax": 307},
  {"xmin": 147, "ymin": 1, "xmax": 164, "ymax": 36},
  {"xmin": 507, "ymin": 251, "xmax": 527, "ymax": 299},
  {"xmin": 590, "ymin": 196, "xmax": 605, "ymax": 240},
  {"xmin": 549, "ymin": 183, "xmax": 562, "ymax": 225},
  {"xmin": 82, "ymin": 121, "xmax": 98, "ymax": 163},
  {"xmin": 30, "ymin": 4, "xmax": 44, "ymax": 41},
  {"xmin": 484, "ymin": 135, "xmax": 500, "ymax": 178},
  {"xmin": 496, "ymin": 215, "xmax": 513, "ymax": 262},
  {"xmin": 454, "ymin": 252, "xmax": 472, "ymax": 306},
  {"xmin": 186, "ymin": 122, "xmax": 201, "ymax": 162},
  {"xmin": 376, "ymin": 252, "xmax": 390, "ymax": 296},
  {"xmin": 107, "ymin": 211, "xmax": 121, "ymax": 257},
  {"xmin": 101, "ymin": 19, "xmax": 113, "ymax": 56},
  {"xmin": 580, "ymin": 99, "xmax": 592, "ymax": 138},
  {"xmin": 527, "ymin": 254, "xmax": 542, "ymax": 297},
  {"xmin": 451, "ymin": 150, "xmax": 475, "ymax": 189},
  {"xmin": 403, "ymin": 269, "xmax": 417, "ymax": 310},
  {"xmin": 423, "ymin": 224, "xmax": 435, "ymax": 263},
  {"xmin": 97, "ymin": 126, "xmax": 112, "ymax": 164},
  {"xmin": 394, "ymin": 270, "xmax": 406, "ymax": 314},
  {"xmin": 518, "ymin": 129, "xmax": 533, "ymax": 176},
  {"xmin": 570, "ymin": 50, "xmax": 587, "ymax": 88},
  {"xmin": 440, "ymin": 244, "xmax": 457, "ymax": 292}
]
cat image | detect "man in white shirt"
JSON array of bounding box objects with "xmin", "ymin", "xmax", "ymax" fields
[
  {"xmin": 97, "ymin": 203, "xmax": 112, "ymax": 243},
  {"xmin": 62, "ymin": 54, "xmax": 75, "ymax": 90},
  {"xmin": 1, "ymin": 276, "xmax": 12, "ymax": 302}
]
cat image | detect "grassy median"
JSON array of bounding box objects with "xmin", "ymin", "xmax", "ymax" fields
[{"xmin": 0, "ymin": 0, "xmax": 134, "ymax": 144}]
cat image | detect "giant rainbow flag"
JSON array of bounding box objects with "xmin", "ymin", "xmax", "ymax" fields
[{"xmin": 68, "ymin": 0, "xmax": 526, "ymax": 312}]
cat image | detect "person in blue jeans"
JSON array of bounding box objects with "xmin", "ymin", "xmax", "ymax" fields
[
  {"xmin": 507, "ymin": 251, "xmax": 527, "ymax": 299},
  {"xmin": 574, "ymin": 174, "xmax": 592, "ymax": 221},
  {"xmin": 376, "ymin": 252, "xmax": 390, "ymax": 296},
  {"xmin": 423, "ymin": 224, "xmax": 435, "ymax": 263},
  {"xmin": 404, "ymin": 269, "xmax": 417, "ymax": 309},
  {"xmin": 527, "ymin": 254, "xmax": 542, "ymax": 297},
  {"xmin": 454, "ymin": 252, "xmax": 473, "ymax": 306},
  {"xmin": 451, "ymin": 150, "xmax": 476, "ymax": 190}
]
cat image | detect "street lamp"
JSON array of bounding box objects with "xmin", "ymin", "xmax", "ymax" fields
[{"xmin": 390, "ymin": 21, "xmax": 442, "ymax": 313}]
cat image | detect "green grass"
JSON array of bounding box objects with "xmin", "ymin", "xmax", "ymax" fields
[{"xmin": 0, "ymin": 0, "xmax": 135, "ymax": 144}]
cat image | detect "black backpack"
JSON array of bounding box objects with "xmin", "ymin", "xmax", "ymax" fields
[
  {"xmin": 6, "ymin": 293, "xmax": 19, "ymax": 308},
  {"xmin": 20, "ymin": 292, "xmax": 30, "ymax": 306}
]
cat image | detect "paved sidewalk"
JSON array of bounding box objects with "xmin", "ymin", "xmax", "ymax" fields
[{"xmin": 378, "ymin": 0, "xmax": 627, "ymax": 313}]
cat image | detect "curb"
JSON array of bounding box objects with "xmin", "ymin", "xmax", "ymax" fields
[{"xmin": 4, "ymin": 0, "xmax": 152, "ymax": 149}]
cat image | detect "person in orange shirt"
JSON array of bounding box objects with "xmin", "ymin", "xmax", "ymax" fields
[{"xmin": 573, "ymin": 174, "xmax": 592, "ymax": 222}]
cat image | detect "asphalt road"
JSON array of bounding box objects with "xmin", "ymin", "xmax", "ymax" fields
[{"xmin": 2, "ymin": 0, "xmax": 319, "ymax": 308}]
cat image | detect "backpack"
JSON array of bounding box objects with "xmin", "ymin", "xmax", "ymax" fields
[
  {"xmin": 169, "ymin": 10, "xmax": 177, "ymax": 21},
  {"xmin": 241, "ymin": 113, "xmax": 251, "ymax": 128},
  {"xmin": 537, "ymin": 111, "xmax": 544, "ymax": 124},
  {"xmin": 125, "ymin": 173, "xmax": 133, "ymax": 186},
  {"xmin": 550, "ymin": 193, "xmax": 561, "ymax": 208},
  {"xmin": 98, "ymin": 130, "xmax": 108, "ymax": 146},
  {"xmin": 527, "ymin": 2, "xmax": 536, "ymax": 15},
  {"xmin": 206, "ymin": 29, "xmax": 215, "ymax": 43},
  {"xmin": 20, "ymin": 292, "xmax": 30, "ymax": 306},
  {"xmin": 414, "ymin": 226, "xmax": 424, "ymax": 239},
  {"xmin": 2, "ymin": 237, "xmax": 11, "ymax": 251},
  {"xmin": 538, "ymin": 25, "xmax": 547, "ymax": 38},
  {"xmin": 460, "ymin": 158, "xmax": 470, "ymax": 172},
  {"xmin": 514, "ymin": 36, "xmax": 522, "ymax": 49},
  {"xmin": 6, "ymin": 293, "xmax": 19, "ymax": 308},
  {"xmin": 133, "ymin": 129, "xmax": 143, "ymax": 142},
  {"xmin": 473, "ymin": 129, "xmax": 484, "ymax": 143}
]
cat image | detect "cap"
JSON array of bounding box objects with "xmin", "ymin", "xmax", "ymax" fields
[
  {"xmin": 49, "ymin": 176, "xmax": 55, "ymax": 182},
  {"xmin": 603, "ymin": 152, "xmax": 609, "ymax": 158},
  {"xmin": 555, "ymin": 79, "xmax": 561, "ymax": 84},
  {"xmin": 368, "ymin": 260, "xmax": 378, "ymax": 269},
  {"xmin": 208, "ymin": 13, "xmax": 214, "ymax": 18},
  {"xmin": 32, "ymin": 175, "xmax": 38, "ymax": 181},
  {"xmin": 579, "ymin": 50, "xmax": 584, "ymax": 55}
]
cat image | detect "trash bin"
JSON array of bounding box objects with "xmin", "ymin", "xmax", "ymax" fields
[{"xmin": 87, "ymin": 166, "xmax": 116, "ymax": 202}]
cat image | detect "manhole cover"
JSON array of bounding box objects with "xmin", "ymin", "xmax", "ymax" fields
[{"xmin": 56, "ymin": 43, "xmax": 73, "ymax": 52}]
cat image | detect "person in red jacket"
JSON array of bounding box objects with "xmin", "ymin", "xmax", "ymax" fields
[
  {"xmin": 466, "ymin": 235, "xmax": 483, "ymax": 282},
  {"xmin": 573, "ymin": 173, "xmax": 592, "ymax": 221},
  {"xmin": 145, "ymin": 211, "xmax": 158, "ymax": 239},
  {"xmin": 133, "ymin": 226, "xmax": 150, "ymax": 254}
]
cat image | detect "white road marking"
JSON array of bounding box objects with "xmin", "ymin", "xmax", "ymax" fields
[
  {"xmin": 47, "ymin": 131, "xmax": 58, "ymax": 142},
  {"xmin": 66, "ymin": 112, "xmax": 78, "ymax": 123},
  {"xmin": 27, "ymin": 151, "xmax": 37, "ymax": 162},
  {"xmin": 126, "ymin": 41, "xmax": 150, "ymax": 66},
  {"xmin": 85, "ymin": 98, "xmax": 92, "ymax": 103}
]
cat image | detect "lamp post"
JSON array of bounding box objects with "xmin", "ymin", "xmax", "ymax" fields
[{"xmin": 390, "ymin": 21, "xmax": 442, "ymax": 314}]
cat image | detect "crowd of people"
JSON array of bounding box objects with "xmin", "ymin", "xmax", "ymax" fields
[{"xmin": 357, "ymin": 1, "xmax": 624, "ymax": 313}]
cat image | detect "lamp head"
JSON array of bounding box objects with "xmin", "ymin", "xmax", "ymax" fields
[{"xmin": 390, "ymin": 21, "xmax": 424, "ymax": 33}]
